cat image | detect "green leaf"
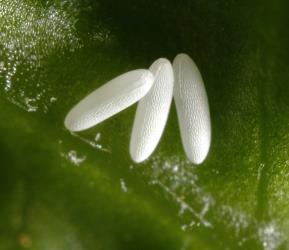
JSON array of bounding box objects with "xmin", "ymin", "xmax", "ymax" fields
[{"xmin": 1, "ymin": 0, "xmax": 289, "ymax": 249}]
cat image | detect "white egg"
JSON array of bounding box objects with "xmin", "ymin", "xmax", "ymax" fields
[
  {"xmin": 130, "ymin": 58, "xmax": 174, "ymax": 163},
  {"xmin": 64, "ymin": 69, "xmax": 154, "ymax": 132},
  {"xmin": 173, "ymin": 53, "xmax": 211, "ymax": 164}
]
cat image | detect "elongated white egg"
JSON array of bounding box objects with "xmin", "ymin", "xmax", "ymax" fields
[
  {"xmin": 173, "ymin": 53, "xmax": 211, "ymax": 164},
  {"xmin": 130, "ymin": 58, "xmax": 174, "ymax": 163},
  {"xmin": 65, "ymin": 69, "xmax": 154, "ymax": 132}
]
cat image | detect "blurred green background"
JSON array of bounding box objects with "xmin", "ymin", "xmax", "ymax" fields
[{"xmin": 1, "ymin": 0, "xmax": 289, "ymax": 249}]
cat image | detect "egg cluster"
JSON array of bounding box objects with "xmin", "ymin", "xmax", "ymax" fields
[{"xmin": 65, "ymin": 54, "xmax": 211, "ymax": 164}]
